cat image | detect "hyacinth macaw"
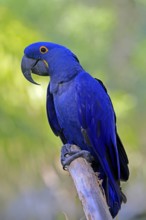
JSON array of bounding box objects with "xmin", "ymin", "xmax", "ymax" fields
[{"xmin": 21, "ymin": 42, "xmax": 129, "ymax": 218}]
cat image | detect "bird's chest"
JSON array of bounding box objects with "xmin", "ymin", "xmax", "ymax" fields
[{"xmin": 53, "ymin": 81, "xmax": 81, "ymax": 143}]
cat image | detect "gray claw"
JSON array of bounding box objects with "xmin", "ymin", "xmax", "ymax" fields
[{"xmin": 61, "ymin": 144, "xmax": 93, "ymax": 170}]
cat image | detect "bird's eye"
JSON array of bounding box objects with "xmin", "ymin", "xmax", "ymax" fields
[{"xmin": 40, "ymin": 46, "xmax": 48, "ymax": 54}]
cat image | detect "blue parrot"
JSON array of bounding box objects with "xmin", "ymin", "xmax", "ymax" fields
[{"xmin": 21, "ymin": 42, "xmax": 129, "ymax": 218}]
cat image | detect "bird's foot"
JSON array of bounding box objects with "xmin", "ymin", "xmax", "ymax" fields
[{"xmin": 61, "ymin": 144, "xmax": 93, "ymax": 170}]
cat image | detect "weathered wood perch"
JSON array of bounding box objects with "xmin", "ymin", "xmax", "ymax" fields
[{"xmin": 66, "ymin": 145, "xmax": 112, "ymax": 220}]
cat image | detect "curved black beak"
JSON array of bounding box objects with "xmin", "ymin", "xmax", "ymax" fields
[{"xmin": 21, "ymin": 55, "xmax": 49, "ymax": 85}]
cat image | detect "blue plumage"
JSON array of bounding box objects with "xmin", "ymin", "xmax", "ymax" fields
[{"xmin": 21, "ymin": 42, "xmax": 129, "ymax": 218}]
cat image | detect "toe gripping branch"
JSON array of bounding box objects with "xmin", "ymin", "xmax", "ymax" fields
[{"xmin": 61, "ymin": 144, "xmax": 93, "ymax": 170}]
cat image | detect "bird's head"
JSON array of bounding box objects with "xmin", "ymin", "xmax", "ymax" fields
[{"xmin": 21, "ymin": 42, "xmax": 80, "ymax": 85}]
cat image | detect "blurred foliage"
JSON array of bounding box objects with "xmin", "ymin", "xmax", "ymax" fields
[{"xmin": 0, "ymin": 0, "xmax": 146, "ymax": 219}]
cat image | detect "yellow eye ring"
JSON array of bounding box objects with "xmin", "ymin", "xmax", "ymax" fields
[{"xmin": 40, "ymin": 46, "xmax": 48, "ymax": 54}]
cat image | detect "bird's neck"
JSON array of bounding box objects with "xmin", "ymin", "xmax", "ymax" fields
[{"xmin": 48, "ymin": 56, "xmax": 83, "ymax": 94}]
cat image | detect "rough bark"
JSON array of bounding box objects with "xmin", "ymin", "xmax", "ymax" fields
[{"xmin": 67, "ymin": 145, "xmax": 112, "ymax": 220}]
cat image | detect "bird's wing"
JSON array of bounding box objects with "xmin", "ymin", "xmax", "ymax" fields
[
  {"xmin": 75, "ymin": 72, "xmax": 120, "ymax": 181},
  {"xmin": 116, "ymin": 133, "xmax": 129, "ymax": 181},
  {"xmin": 46, "ymin": 84, "xmax": 66, "ymax": 144},
  {"xmin": 96, "ymin": 78, "xmax": 129, "ymax": 181}
]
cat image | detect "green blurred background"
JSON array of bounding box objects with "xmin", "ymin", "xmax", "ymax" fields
[{"xmin": 0, "ymin": 0, "xmax": 146, "ymax": 219}]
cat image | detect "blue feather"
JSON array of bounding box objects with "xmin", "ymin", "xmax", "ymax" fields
[{"xmin": 22, "ymin": 42, "xmax": 129, "ymax": 218}]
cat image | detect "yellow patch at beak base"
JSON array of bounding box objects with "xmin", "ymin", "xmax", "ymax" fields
[{"xmin": 43, "ymin": 60, "xmax": 49, "ymax": 68}]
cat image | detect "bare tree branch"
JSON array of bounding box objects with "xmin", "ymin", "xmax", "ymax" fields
[{"xmin": 66, "ymin": 145, "xmax": 112, "ymax": 220}]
